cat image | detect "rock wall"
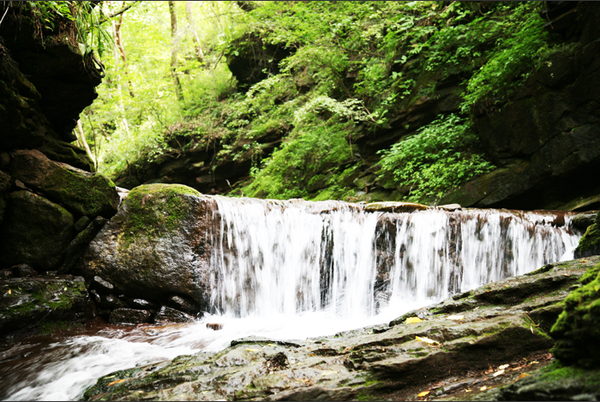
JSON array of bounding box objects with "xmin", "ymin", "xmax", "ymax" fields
[
  {"xmin": 441, "ymin": 2, "xmax": 600, "ymax": 211},
  {"xmin": 0, "ymin": 5, "xmax": 118, "ymax": 338}
]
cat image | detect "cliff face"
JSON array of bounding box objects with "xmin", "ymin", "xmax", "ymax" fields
[
  {"xmin": 441, "ymin": 2, "xmax": 600, "ymax": 211},
  {"xmin": 0, "ymin": 4, "xmax": 118, "ymax": 336}
]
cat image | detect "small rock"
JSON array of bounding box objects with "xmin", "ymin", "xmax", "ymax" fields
[
  {"xmin": 108, "ymin": 308, "xmax": 152, "ymax": 324},
  {"xmin": 11, "ymin": 264, "xmax": 37, "ymax": 277},
  {"xmin": 155, "ymin": 306, "xmax": 195, "ymax": 324},
  {"xmin": 437, "ymin": 203, "xmax": 462, "ymax": 211},
  {"xmin": 90, "ymin": 276, "xmax": 115, "ymax": 293},
  {"xmin": 101, "ymin": 294, "xmax": 126, "ymax": 309},
  {"xmin": 168, "ymin": 295, "xmax": 199, "ymax": 314},
  {"xmin": 206, "ymin": 323, "xmax": 223, "ymax": 331},
  {"xmin": 128, "ymin": 298, "xmax": 158, "ymax": 310},
  {"xmin": 89, "ymin": 289, "xmax": 102, "ymax": 304},
  {"xmin": 14, "ymin": 179, "xmax": 28, "ymax": 190},
  {"xmin": 0, "ymin": 269, "xmax": 13, "ymax": 279}
]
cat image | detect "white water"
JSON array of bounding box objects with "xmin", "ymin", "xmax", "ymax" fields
[{"xmin": 1, "ymin": 198, "xmax": 580, "ymax": 401}]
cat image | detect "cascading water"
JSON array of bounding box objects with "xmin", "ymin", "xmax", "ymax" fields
[
  {"xmin": 209, "ymin": 198, "xmax": 578, "ymax": 322},
  {"xmin": 1, "ymin": 197, "xmax": 580, "ymax": 401}
]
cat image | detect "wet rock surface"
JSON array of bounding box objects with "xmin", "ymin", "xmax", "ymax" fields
[
  {"xmin": 574, "ymin": 210, "xmax": 600, "ymax": 258},
  {"xmin": 76, "ymin": 184, "xmax": 218, "ymax": 313},
  {"xmin": 9, "ymin": 149, "xmax": 119, "ymax": 218},
  {"xmin": 0, "ymin": 274, "xmax": 94, "ymax": 339},
  {"xmin": 82, "ymin": 257, "xmax": 600, "ymax": 401},
  {"xmin": 0, "ymin": 191, "xmax": 75, "ymax": 270}
]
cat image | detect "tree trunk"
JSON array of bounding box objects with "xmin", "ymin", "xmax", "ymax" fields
[
  {"xmin": 76, "ymin": 120, "xmax": 96, "ymax": 170},
  {"xmin": 114, "ymin": 10, "xmax": 134, "ymax": 97},
  {"xmin": 185, "ymin": 1, "xmax": 205, "ymax": 65},
  {"xmin": 112, "ymin": 18, "xmax": 131, "ymax": 138},
  {"xmin": 169, "ymin": 1, "xmax": 184, "ymax": 101}
]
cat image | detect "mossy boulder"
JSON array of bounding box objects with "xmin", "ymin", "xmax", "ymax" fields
[
  {"xmin": 550, "ymin": 263, "xmax": 600, "ymax": 368},
  {"xmin": 9, "ymin": 149, "xmax": 119, "ymax": 218},
  {"xmin": 0, "ymin": 191, "xmax": 74, "ymax": 270},
  {"xmin": 76, "ymin": 184, "xmax": 218, "ymax": 312},
  {"xmin": 0, "ymin": 274, "xmax": 93, "ymax": 337},
  {"xmin": 574, "ymin": 212, "xmax": 600, "ymax": 258}
]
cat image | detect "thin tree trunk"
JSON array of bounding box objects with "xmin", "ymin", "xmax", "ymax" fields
[
  {"xmin": 76, "ymin": 120, "xmax": 96, "ymax": 170},
  {"xmin": 169, "ymin": 1, "xmax": 184, "ymax": 101},
  {"xmin": 185, "ymin": 1, "xmax": 205, "ymax": 65},
  {"xmin": 114, "ymin": 10, "xmax": 135, "ymax": 97},
  {"xmin": 112, "ymin": 18, "xmax": 131, "ymax": 138}
]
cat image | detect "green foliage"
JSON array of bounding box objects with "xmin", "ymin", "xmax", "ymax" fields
[
  {"xmin": 79, "ymin": 1, "xmax": 242, "ymax": 176},
  {"xmin": 24, "ymin": 1, "xmax": 113, "ymax": 56},
  {"xmin": 77, "ymin": 1, "xmax": 559, "ymax": 202},
  {"xmin": 377, "ymin": 114, "xmax": 495, "ymax": 203},
  {"xmin": 460, "ymin": 2, "xmax": 550, "ymax": 112},
  {"xmin": 241, "ymin": 118, "xmax": 355, "ymax": 199}
]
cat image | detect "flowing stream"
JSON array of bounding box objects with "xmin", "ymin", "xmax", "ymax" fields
[{"xmin": 1, "ymin": 198, "xmax": 580, "ymax": 401}]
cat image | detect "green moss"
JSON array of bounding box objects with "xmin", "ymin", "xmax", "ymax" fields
[
  {"xmin": 39, "ymin": 320, "xmax": 83, "ymax": 335},
  {"xmin": 119, "ymin": 184, "xmax": 201, "ymax": 247},
  {"xmin": 538, "ymin": 361, "xmax": 600, "ymax": 389},
  {"xmin": 575, "ymin": 222, "xmax": 600, "ymax": 258},
  {"xmin": 550, "ymin": 265, "xmax": 600, "ymax": 367},
  {"xmin": 82, "ymin": 368, "xmax": 143, "ymax": 401}
]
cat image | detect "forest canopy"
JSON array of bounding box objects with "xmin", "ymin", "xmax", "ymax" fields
[{"xmin": 59, "ymin": 1, "xmax": 565, "ymax": 203}]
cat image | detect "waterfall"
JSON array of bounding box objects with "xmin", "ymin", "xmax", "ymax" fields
[
  {"xmin": 1, "ymin": 198, "xmax": 581, "ymax": 401},
  {"xmin": 208, "ymin": 198, "xmax": 579, "ymax": 321}
]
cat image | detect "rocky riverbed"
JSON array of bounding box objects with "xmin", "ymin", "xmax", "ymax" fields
[{"xmin": 81, "ymin": 256, "xmax": 600, "ymax": 401}]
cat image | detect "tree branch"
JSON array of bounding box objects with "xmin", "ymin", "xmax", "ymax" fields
[{"xmin": 100, "ymin": 2, "xmax": 138, "ymax": 24}]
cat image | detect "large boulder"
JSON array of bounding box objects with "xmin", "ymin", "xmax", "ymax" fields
[
  {"xmin": 0, "ymin": 191, "xmax": 75, "ymax": 270},
  {"xmin": 9, "ymin": 149, "xmax": 119, "ymax": 218},
  {"xmin": 76, "ymin": 184, "xmax": 217, "ymax": 313}
]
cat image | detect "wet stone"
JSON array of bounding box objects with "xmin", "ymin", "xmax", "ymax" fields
[
  {"xmin": 89, "ymin": 289, "xmax": 101, "ymax": 304},
  {"xmin": 11, "ymin": 264, "xmax": 37, "ymax": 277},
  {"xmin": 168, "ymin": 295, "xmax": 198, "ymax": 315},
  {"xmin": 101, "ymin": 294, "xmax": 125, "ymax": 309},
  {"xmin": 90, "ymin": 276, "xmax": 114, "ymax": 293},
  {"xmin": 108, "ymin": 308, "xmax": 152, "ymax": 324},
  {"xmin": 155, "ymin": 306, "xmax": 195, "ymax": 324},
  {"xmin": 128, "ymin": 298, "xmax": 157, "ymax": 310},
  {"xmin": 0, "ymin": 270, "xmax": 13, "ymax": 279}
]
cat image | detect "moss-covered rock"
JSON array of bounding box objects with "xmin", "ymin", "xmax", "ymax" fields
[
  {"xmin": 574, "ymin": 212, "xmax": 600, "ymax": 258},
  {"xmin": 77, "ymin": 184, "xmax": 217, "ymax": 312},
  {"xmin": 550, "ymin": 263, "xmax": 600, "ymax": 368},
  {"xmin": 0, "ymin": 274, "xmax": 93, "ymax": 337},
  {"xmin": 0, "ymin": 191, "xmax": 74, "ymax": 270},
  {"xmin": 9, "ymin": 149, "xmax": 119, "ymax": 218}
]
